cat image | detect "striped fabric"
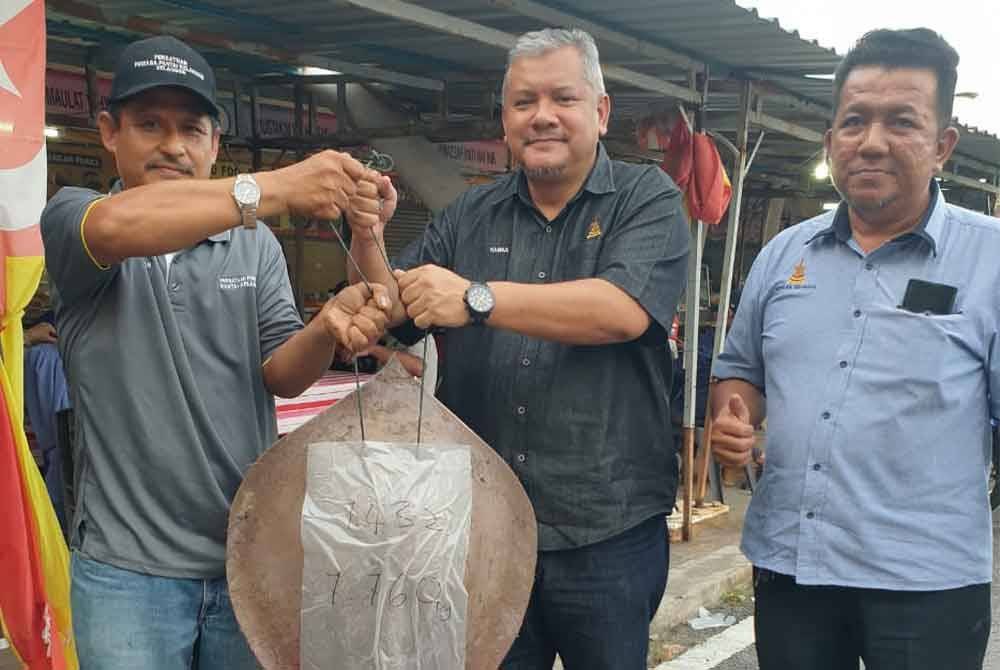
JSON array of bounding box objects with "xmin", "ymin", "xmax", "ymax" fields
[{"xmin": 275, "ymin": 371, "xmax": 374, "ymax": 435}]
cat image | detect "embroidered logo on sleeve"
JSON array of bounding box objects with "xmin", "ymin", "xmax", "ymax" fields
[
  {"xmin": 219, "ymin": 275, "xmax": 257, "ymax": 290},
  {"xmin": 586, "ymin": 217, "xmax": 602, "ymax": 240}
]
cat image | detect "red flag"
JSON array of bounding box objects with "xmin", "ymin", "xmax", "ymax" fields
[
  {"xmin": 656, "ymin": 119, "xmax": 693, "ymax": 192},
  {"xmin": 654, "ymin": 118, "xmax": 732, "ymax": 226},
  {"xmin": 0, "ymin": 0, "xmax": 78, "ymax": 667},
  {"xmin": 688, "ymin": 133, "xmax": 732, "ymax": 226}
]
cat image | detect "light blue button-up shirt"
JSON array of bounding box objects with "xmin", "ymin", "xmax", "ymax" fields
[{"xmin": 714, "ymin": 183, "xmax": 1000, "ymax": 590}]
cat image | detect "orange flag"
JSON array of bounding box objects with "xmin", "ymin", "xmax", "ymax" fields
[{"xmin": 0, "ymin": 0, "xmax": 78, "ymax": 667}]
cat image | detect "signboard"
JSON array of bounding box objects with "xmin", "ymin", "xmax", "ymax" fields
[
  {"xmin": 435, "ymin": 140, "xmax": 508, "ymax": 174},
  {"xmin": 45, "ymin": 68, "xmax": 110, "ymax": 119},
  {"xmin": 44, "ymin": 68, "xmax": 338, "ymax": 138}
]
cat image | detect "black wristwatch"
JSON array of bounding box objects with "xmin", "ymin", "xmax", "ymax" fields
[{"xmin": 464, "ymin": 282, "xmax": 495, "ymax": 325}]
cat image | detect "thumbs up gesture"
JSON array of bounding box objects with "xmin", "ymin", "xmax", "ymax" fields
[{"xmin": 710, "ymin": 394, "xmax": 757, "ymax": 467}]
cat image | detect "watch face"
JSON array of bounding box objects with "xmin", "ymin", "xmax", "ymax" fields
[
  {"xmin": 467, "ymin": 284, "xmax": 494, "ymax": 313},
  {"xmin": 234, "ymin": 179, "xmax": 259, "ymax": 204}
]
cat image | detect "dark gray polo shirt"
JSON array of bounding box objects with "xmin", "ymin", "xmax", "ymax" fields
[
  {"xmin": 395, "ymin": 144, "xmax": 690, "ymax": 550},
  {"xmin": 41, "ymin": 184, "xmax": 303, "ymax": 578}
]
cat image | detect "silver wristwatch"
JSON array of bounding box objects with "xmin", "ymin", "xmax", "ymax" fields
[{"xmin": 232, "ymin": 174, "xmax": 261, "ymax": 230}]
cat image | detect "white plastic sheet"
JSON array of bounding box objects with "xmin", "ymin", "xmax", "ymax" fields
[{"xmin": 301, "ymin": 441, "xmax": 472, "ymax": 670}]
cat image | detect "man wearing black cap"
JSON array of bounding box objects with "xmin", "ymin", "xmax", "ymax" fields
[{"xmin": 41, "ymin": 35, "xmax": 391, "ymax": 668}]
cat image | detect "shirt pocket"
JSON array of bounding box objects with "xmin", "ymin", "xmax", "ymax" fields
[
  {"xmin": 557, "ymin": 237, "xmax": 603, "ymax": 281},
  {"xmin": 861, "ymin": 305, "xmax": 979, "ymax": 385}
]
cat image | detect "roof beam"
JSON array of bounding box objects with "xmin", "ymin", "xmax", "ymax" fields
[
  {"xmin": 948, "ymin": 152, "xmax": 1000, "ymax": 177},
  {"xmin": 752, "ymin": 112, "xmax": 823, "ymax": 143},
  {"xmin": 714, "ymin": 111, "xmax": 824, "ymax": 143},
  {"xmin": 487, "ymin": 0, "xmax": 700, "ymax": 72},
  {"xmin": 939, "ymin": 171, "xmax": 1000, "ymax": 195},
  {"xmin": 756, "ymin": 85, "xmax": 832, "ymax": 119},
  {"xmin": 337, "ymin": 0, "xmax": 701, "ymax": 104},
  {"xmin": 46, "ymin": 0, "xmax": 444, "ymax": 91}
]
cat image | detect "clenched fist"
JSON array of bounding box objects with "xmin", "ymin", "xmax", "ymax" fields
[
  {"xmin": 317, "ymin": 282, "xmax": 392, "ymax": 354},
  {"xmin": 395, "ymin": 265, "xmax": 472, "ymax": 330},
  {"xmin": 273, "ymin": 150, "xmax": 367, "ymax": 221},
  {"xmin": 346, "ymin": 170, "xmax": 398, "ymax": 239}
]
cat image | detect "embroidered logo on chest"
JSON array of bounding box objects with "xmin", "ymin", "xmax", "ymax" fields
[
  {"xmin": 788, "ymin": 260, "xmax": 806, "ymax": 286},
  {"xmin": 778, "ymin": 259, "xmax": 816, "ymax": 291},
  {"xmin": 586, "ymin": 217, "xmax": 602, "ymax": 240},
  {"xmin": 219, "ymin": 275, "xmax": 257, "ymax": 290}
]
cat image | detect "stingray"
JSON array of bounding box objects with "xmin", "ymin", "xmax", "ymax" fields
[{"xmin": 227, "ymin": 358, "xmax": 538, "ymax": 669}]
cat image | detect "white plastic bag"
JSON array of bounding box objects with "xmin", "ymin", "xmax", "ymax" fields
[{"xmin": 301, "ymin": 441, "xmax": 472, "ymax": 670}]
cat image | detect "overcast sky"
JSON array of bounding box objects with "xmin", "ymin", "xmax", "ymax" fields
[{"xmin": 735, "ymin": 0, "xmax": 998, "ymax": 135}]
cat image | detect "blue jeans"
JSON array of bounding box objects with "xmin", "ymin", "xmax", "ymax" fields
[
  {"xmin": 501, "ymin": 515, "xmax": 669, "ymax": 670},
  {"xmin": 71, "ymin": 553, "xmax": 258, "ymax": 670}
]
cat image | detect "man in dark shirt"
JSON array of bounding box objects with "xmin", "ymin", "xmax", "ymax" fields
[{"xmin": 346, "ymin": 28, "xmax": 689, "ymax": 669}]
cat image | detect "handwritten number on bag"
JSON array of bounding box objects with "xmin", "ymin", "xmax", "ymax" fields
[{"xmin": 393, "ymin": 500, "xmax": 415, "ymax": 528}]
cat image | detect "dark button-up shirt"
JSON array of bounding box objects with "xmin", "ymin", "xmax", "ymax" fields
[{"xmin": 395, "ymin": 144, "xmax": 690, "ymax": 550}]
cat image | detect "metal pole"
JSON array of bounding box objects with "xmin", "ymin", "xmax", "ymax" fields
[
  {"xmin": 715, "ymin": 80, "xmax": 752, "ymax": 341},
  {"xmin": 293, "ymin": 84, "xmax": 306, "ymax": 313},
  {"xmin": 680, "ymin": 66, "xmax": 710, "ymax": 541},
  {"xmin": 250, "ymin": 85, "xmax": 262, "ymax": 172},
  {"xmin": 308, "ymin": 91, "xmax": 317, "ymax": 137},
  {"xmin": 696, "ymin": 80, "xmax": 754, "ymax": 503},
  {"xmin": 230, "ymin": 81, "xmax": 241, "ymax": 138},
  {"xmin": 336, "ymin": 81, "xmax": 351, "ymax": 132},
  {"xmin": 682, "ymin": 217, "xmax": 705, "ymax": 541},
  {"xmin": 84, "ymin": 50, "xmax": 100, "ymax": 126}
]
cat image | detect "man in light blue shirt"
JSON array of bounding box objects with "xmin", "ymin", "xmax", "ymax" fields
[{"xmin": 711, "ymin": 28, "xmax": 996, "ymax": 670}]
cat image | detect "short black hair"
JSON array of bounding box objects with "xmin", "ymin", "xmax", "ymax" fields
[{"xmin": 833, "ymin": 28, "xmax": 960, "ymax": 130}]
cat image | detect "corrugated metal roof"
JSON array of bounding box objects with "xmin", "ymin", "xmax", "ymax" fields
[
  {"xmin": 44, "ymin": 0, "xmax": 1000, "ymax": 180},
  {"xmin": 45, "ymin": 0, "xmax": 837, "ymax": 94}
]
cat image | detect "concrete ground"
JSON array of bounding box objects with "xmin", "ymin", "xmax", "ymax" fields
[
  {"xmin": 657, "ymin": 489, "xmax": 752, "ymax": 631},
  {"xmin": 653, "ymin": 502, "xmax": 1000, "ymax": 670},
  {"xmin": 645, "ymin": 487, "xmax": 752, "ymax": 666}
]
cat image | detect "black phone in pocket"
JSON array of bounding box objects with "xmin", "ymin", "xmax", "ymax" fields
[{"xmin": 900, "ymin": 278, "xmax": 958, "ymax": 315}]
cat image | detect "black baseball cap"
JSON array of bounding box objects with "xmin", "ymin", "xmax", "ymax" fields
[{"xmin": 108, "ymin": 36, "xmax": 221, "ymax": 118}]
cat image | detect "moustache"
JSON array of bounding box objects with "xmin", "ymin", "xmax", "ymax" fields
[{"xmin": 146, "ymin": 162, "xmax": 194, "ymax": 175}]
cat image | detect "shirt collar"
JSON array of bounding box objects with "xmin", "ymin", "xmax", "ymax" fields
[
  {"xmin": 109, "ymin": 179, "xmax": 231, "ymax": 244},
  {"xmin": 806, "ymin": 180, "xmax": 944, "ymax": 256},
  {"xmin": 488, "ymin": 141, "xmax": 617, "ymax": 207}
]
